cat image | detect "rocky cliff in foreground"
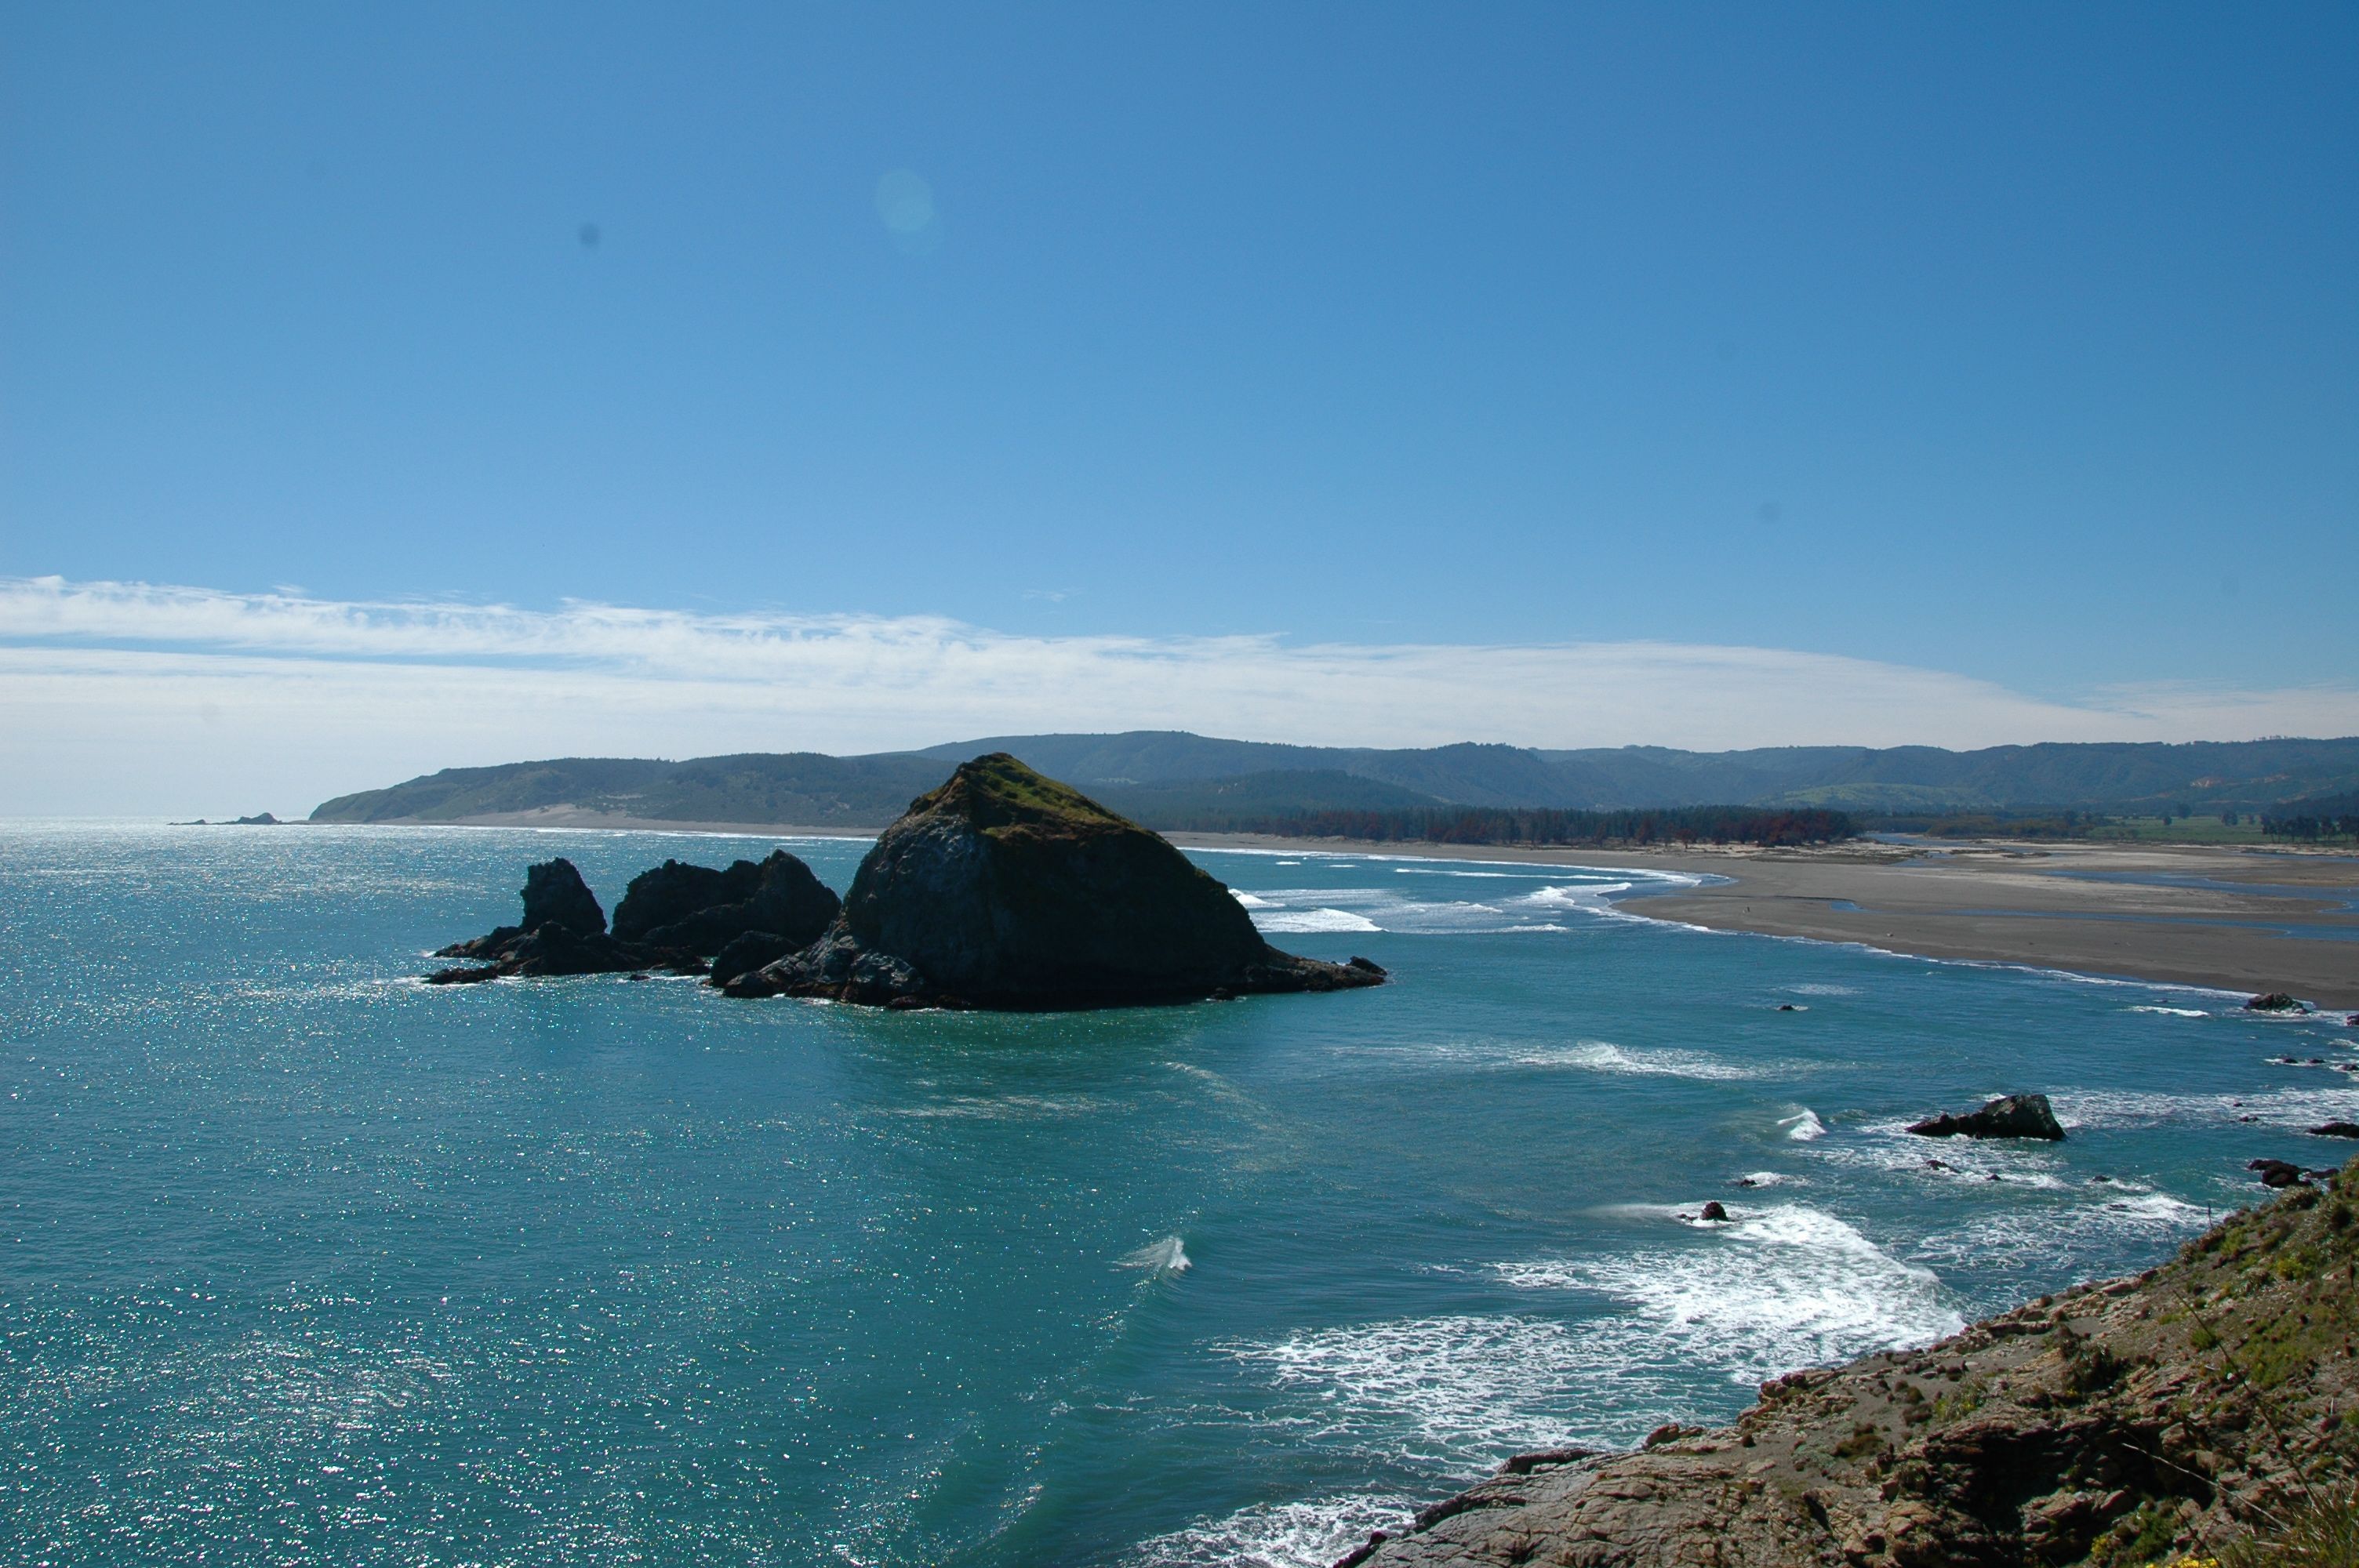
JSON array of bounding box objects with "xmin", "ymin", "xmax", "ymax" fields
[
  {"xmin": 725, "ymin": 753, "xmax": 1386, "ymax": 1009},
  {"xmin": 1350, "ymin": 1160, "xmax": 2359, "ymax": 1568}
]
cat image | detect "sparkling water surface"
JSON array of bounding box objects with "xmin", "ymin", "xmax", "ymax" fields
[{"xmin": 5, "ymin": 823, "xmax": 2355, "ymax": 1566}]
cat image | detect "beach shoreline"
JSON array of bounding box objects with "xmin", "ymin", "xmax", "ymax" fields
[{"xmin": 331, "ymin": 811, "xmax": 2359, "ymax": 1010}]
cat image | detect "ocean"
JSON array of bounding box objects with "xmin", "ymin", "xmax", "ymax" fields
[{"xmin": 5, "ymin": 823, "xmax": 2355, "ymax": 1566}]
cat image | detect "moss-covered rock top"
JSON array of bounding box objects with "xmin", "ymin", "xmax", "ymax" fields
[{"xmin": 906, "ymin": 752, "xmax": 1138, "ymax": 838}]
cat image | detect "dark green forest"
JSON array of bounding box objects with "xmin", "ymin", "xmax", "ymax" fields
[
  {"xmin": 2262, "ymin": 792, "xmax": 2359, "ymax": 841},
  {"xmin": 1128, "ymin": 802, "xmax": 1856, "ymax": 848}
]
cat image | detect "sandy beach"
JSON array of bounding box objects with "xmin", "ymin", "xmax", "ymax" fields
[
  {"xmin": 413, "ymin": 809, "xmax": 2359, "ymax": 1011},
  {"xmin": 1169, "ymin": 831, "xmax": 2359, "ymax": 1010}
]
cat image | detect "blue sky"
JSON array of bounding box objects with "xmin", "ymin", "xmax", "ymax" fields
[{"xmin": 2, "ymin": 5, "xmax": 2354, "ymax": 810}]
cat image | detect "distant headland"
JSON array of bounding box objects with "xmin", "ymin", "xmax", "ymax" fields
[{"xmin": 306, "ymin": 730, "xmax": 2359, "ymax": 844}]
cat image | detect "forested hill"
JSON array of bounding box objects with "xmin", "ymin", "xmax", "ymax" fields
[{"xmin": 309, "ymin": 731, "xmax": 2359, "ymax": 827}]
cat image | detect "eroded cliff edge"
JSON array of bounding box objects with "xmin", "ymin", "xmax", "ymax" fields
[{"xmin": 1349, "ymin": 1160, "xmax": 2359, "ymax": 1568}]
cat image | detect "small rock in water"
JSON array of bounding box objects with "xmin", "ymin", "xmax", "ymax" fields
[
  {"xmin": 1699, "ymin": 1201, "xmax": 1730, "ymax": 1222},
  {"xmin": 2245, "ymin": 992, "xmax": 2307, "ymax": 1013},
  {"xmin": 2249, "ymin": 1158, "xmax": 2310, "ymax": 1188},
  {"xmin": 1907, "ymin": 1092, "xmax": 2066, "ymax": 1142},
  {"xmin": 2307, "ymin": 1122, "xmax": 2359, "ymax": 1139},
  {"xmin": 1776, "ymin": 1003, "xmax": 1801, "ymax": 1011}
]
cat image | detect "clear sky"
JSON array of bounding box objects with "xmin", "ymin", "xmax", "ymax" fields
[{"xmin": 2, "ymin": 4, "xmax": 2354, "ymax": 811}]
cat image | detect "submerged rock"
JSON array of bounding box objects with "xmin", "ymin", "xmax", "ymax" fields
[
  {"xmin": 724, "ymin": 753, "xmax": 1388, "ymax": 1010},
  {"xmin": 1906, "ymin": 1092, "xmax": 2066, "ymax": 1141},
  {"xmin": 614, "ymin": 851, "xmax": 840, "ymax": 955}
]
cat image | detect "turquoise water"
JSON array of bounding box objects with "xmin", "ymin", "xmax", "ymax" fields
[{"xmin": 5, "ymin": 824, "xmax": 2357, "ymax": 1567}]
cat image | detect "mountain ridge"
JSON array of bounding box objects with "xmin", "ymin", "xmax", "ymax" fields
[{"xmin": 309, "ymin": 731, "xmax": 2359, "ymax": 826}]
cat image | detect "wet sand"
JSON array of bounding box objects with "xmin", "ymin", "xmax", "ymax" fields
[{"xmin": 419, "ymin": 809, "xmax": 2359, "ymax": 1010}]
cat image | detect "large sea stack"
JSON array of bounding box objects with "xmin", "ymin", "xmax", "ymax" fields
[{"xmin": 723, "ymin": 753, "xmax": 1386, "ymax": 1009}]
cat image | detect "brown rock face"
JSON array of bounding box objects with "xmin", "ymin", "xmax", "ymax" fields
[
  {"xmin": 1347, "ymin": 1159, "xmax": 2359, "ymax": 1568},
  {"xmin": 725, "ymin": 753, "xmax": 1387, "ymax": 1009}
]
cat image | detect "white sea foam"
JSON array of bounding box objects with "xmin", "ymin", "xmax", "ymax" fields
[
  {"xmin": 1735, "ymin": 1171, "xmax": 1796, "ymax": 1188},
  {"xmin": 1235, "ymin": 880, "xmax": 1644, "ymax": 936},
  {"xmin": 1808, "ymin": 1124, "xmax": 2068, "ymax": 1186},
  {"xmin": 2129, "ymin": 1006, "xmax": 2208, "ymax": 1018},
  {"xmin": 884, "ymin": 1094, "xmax": 1114, "ymax": 1121},
  {"xmin": 1118, "ymin": 1236, "xmax": 1192, "ymax": 1276},
  {"xmin": 1221, "ymin": 1208, "xmax": 1961, "ymax": 1468},
  {"xmin": 1780, "ymin": 1109, "xmax": 1827, "ymax": 1141},
  {"xmin": 1371, "ymin": 1036, "xmax": 1767, "ymax": 1080},
  {"xmin": 1216, "ymin": 1315, "xmax": 1621, "ymax": 1462},
  {"xmin": 1231, "ymin": 891, "xmax": 1274, "ymax": 908},
  {"xmin": 1253, "ymin": 907, "xmax": 1383, "ymax": 935},
  {"xmin": 1495, "ymin": 1204, "xmax": 1965, "ymax": 1388},
  {"xmin": 1125, "ymin": 1492, "xmax": 1413, "ymax": 1568},
  {"xmin": 1913, "ymin": 1189, "xmax": 2213, "ymax": 1272},
  {"xmin": 2049, "ymin": 1084, "xmax": 2359, "ymax": 1132},
  {"xmin": 1781, "ymin": 983, "xmax": 1860, "ymax": 997},
  {"xmin": 1505, "ymin": 1040, "xmax": 1760, "ymax": 1081}
]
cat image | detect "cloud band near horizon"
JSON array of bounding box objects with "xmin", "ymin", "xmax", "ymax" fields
[{"xmin": 3, "ymin": 575, "xmax": 2354, "ymax": 817}]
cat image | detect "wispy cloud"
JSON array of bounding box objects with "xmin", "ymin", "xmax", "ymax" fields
[{"xmin": 2, "ymin": 575, "xmax": 2354, "ymax": 816}]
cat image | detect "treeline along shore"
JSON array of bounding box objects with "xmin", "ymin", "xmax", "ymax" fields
[{"xmin": 1135, "ymin": 802, "xmax": 1857, "ymax": 848}]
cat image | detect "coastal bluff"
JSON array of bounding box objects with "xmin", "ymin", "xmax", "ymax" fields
[
  {"xmin": 724, "ymin": 753, "xmax": 1386, "ymax": 1009},
  {"xmin": 1348, "ymin": 1160, "xmax": 2359, "ymax": 1568}
]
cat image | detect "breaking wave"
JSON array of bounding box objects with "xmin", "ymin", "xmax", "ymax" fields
[
  {"xmin": 1496, "ymin": 1203, "xmax": 1964, "ymax": 1388},
  {"xmin": 1118, "ymin": 1236, "xmax": 1193, "ymax": 1276},
  {"xmin": 1125, "ymin": 1492, "xmax": 1414, "ymax": 1568}
]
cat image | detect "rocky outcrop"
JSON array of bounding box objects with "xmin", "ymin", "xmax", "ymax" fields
[
  {"xmin": 1907, "ymin": 1093, "xmax": 2066, "ymax": 1141},
  {"xmin": 723, "ymin": 753, "xmax": 1387, "ymax": 1009},
  {"xmin": 427, "ymin": 858, "xmax": 698, "ymax": 983},
  {"xmin": 2245, "ymin": 992, "xmax": 2307, "ymax": 1013},
  {"xmin": 524, "ymin": 858, "xmax": 606, "ymax": 936},
  {"xmin": 1348, "ymin": 1159, "xmax": 2359, "ymax": 1568},
  {"xmin": 426, "ymin": 850, "xmax": 841, "ymax": 985},
  {"xmin": 612, "ymin": 851, "xmax": 840, "ymax": 953},
  {"xmin": 710, "ymin": 929, "xmax": 801, "ymax": 988}
]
